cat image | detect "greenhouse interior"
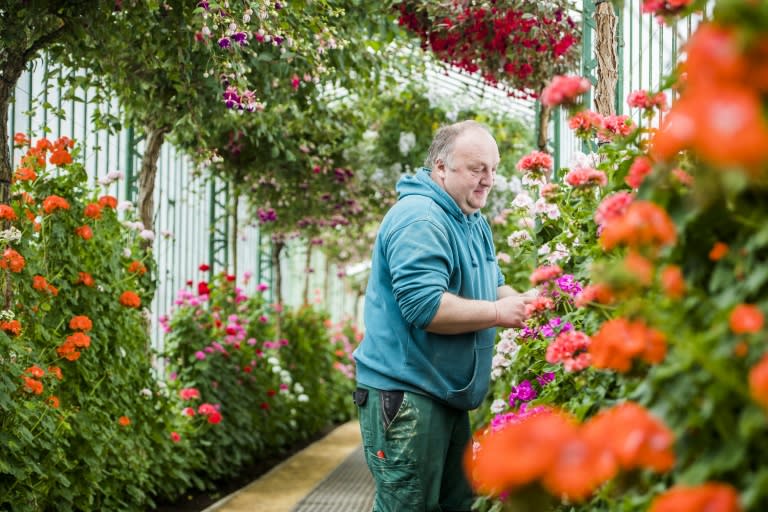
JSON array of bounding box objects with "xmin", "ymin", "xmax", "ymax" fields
[{"xmin": 2, "ymin": 0, "xmax": 768, "ymax": 511}]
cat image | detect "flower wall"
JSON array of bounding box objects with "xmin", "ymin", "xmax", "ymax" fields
[
  {"xmin": 464, "ymin": 2, "xmax": 768, "ymax": 511},
  {"xmin": 0, "ymin": 136, "xmax": 361, "ymax": 510}
]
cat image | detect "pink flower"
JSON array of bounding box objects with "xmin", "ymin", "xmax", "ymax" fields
[
  {"xmin": 625, "ymin": 156, "xmax": 654, "ymax": 189},
  {"xmin": 599, "ymin": 114, "xmax": 635, "ymax": 141},
  {"xmin": 594, "ymin": 191, "xmax": 634, "ymax": 231},
  {"xmin": 627, "ymin": 89, "xmax": 668, "ymax": 111},
  {"xmin": 179, "ymin": 387, "xmax": 200, "ymax": 400},
  {"xmin": 194, "ymin": 351, "xmax": 206, "ymax": 360},
  {"xmin": 530, "ymin": 265, "xmax": 563, "ymax": 285},
  {"xmin": 546, "ymin": 330, "xmax": 592, "ymax": 371},
  {"xmin": 170, "ymin": 431, "xmax": 181, "ymax": 443},
  {"xmin": 564, "ymin": 167, "xmax": 607, "ymax": 188},
  {"xmin": 516, "ymin": 151, "xmax": 553, "ymax": 176},
  {"xmin": 182, "ymin": 407, "xmax": 196, "ymax": 417},
  {"xmin": 569, "ymin": 110, "xmax": 603, "ymax": 138},
  {"xmin": 541, "ymin": 75, "xmax": 591, "ymax": 107}
]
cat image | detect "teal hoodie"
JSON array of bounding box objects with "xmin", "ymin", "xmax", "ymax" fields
[{"xmin": 353, "ymin": 167, "xmax": 503, "ymax": 410}]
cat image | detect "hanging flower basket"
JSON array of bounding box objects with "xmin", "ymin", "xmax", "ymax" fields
[{"xmin": 395, "ymin": 0, "xmax": 582, "ymax": 98}]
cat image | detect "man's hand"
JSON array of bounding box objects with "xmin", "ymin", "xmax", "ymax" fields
[{"xmin": 495, "ymin": 289, "xmax": 539, "ymax": 328}]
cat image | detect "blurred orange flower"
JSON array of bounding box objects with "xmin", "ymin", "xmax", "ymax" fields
[
  {"xmin": 650, "ymin": 482, "xmax": 742, "ymax": 512},
  {"xmin": 748, "ymin": 353, "xmax": 768, "ymax": 409},
  {"xmin": 729, "ymin": 304, "xmax": 763, "ymax": 334}
]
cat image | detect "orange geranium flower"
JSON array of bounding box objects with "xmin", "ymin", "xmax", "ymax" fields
[
  {"xmin": 75, "ymin": 225, "xmax": 93, "ymax": 240},
  {"xmin": 118, "ymin": 415, "xmax": 131, "ymax": 427},
  {"xmin": 83, "ymin": 203, "xmax": 102, "ymax": 219},
  {"xmin": 709, "ymin": 242, "xmax": 729, "ymax": 261},
  {"xmin": 42, "ymin": 195, "xmax": 70, "ymax": 214},
  {"xmin": 464, "ymin": 410, "xmax": 577, "ymax": 496},
  {"xmin": 589, "ymin": 318, "xmax": 667, "ymax": 372},
  {"xmin": 660, "ymin": 265, "xmax": 685, "ymax": 299},
  {"xmin": 56, "ymin": 339, "xmax": 80, "ymax": 361},
  {"xmin": 584, "ymin": 402, "xmax": 675, "ymax": 473},
  {"xmin": 0, "ymin": 248, "xmax": 25, "ymax": 273},
  {"xmin": 33, "ymin": 275, "xmax": 50, "ymax": 292},
  {"xmin": 119, "ymin": 291, "xmax": 141, "ymax": 308},
  {"xmin": 69, "ymin": 315, "xmax": 93, "ymax": 331},
  {"xmin": 47, "ymin": 396, "xmax": 60, "ymax": 408},
  {"xmin": 49, "ymin": 148, "xmax": 73, "ymax": 166},
  {"xmin": 650, "ymin": 482, "xmax": 742, "ymax": 512},
  {"xmin": 540, "ymin": 427, "xmax": 617, "ymax": 502},
  {"xmin": 0, "ymin": 204, "xmax": 17, "ymax": 220},
  {"xmin": 25, "ymin": 365, "xmax": 45, "ymax": 379},
  {"xmin": 574, "ymin": 283, "xmax": 615, "ymax": 307},
  {"xmin": 748, "ymin": 353, "xmax": 768, "ymax": 409},
  {"xmin": 67, "ymin": 332, "xmax": 91, "ymax": 349},
  {"xmin": 13, "ymin": 132, "xmax": 30, "ymax": 147},
  {"xmin": 622, "ymin": 251, "xmax": 654, "ymax": 287},
  {"xmin": 77, "ymin": 271, "xmax": 95, "ymax": 287},
  {"xmin": 127, "ymin": 261, "xmax": 147, "ymax": 274},
  {"xmin": 14, "ymin": 166, "xmax": 37, "ymax": 182},
  {"xmin": 729, "ymin": 304, "xmax": 764, "ymax": 334},
  {"xmin": 599, "ymin": 201, "xmax": 676, "ymax": 251},
  {"xmin": 47, "ymin": 366, "xmax": 63, "ymax": 380},
  {"xmin": 23, "ymin": 376, "xmax": 43, "ymax": 395},
  {"xmin": 1, "ymin": 319, "xmax": 21, "ymax": 336},
  {"xmin": 98, "ymin": 195, "xmax": 118, "ymax": 209}
]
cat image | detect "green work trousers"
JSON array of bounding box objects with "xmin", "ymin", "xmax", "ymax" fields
[{"xmin": 354, "ymin": 385, "xmax": 475, "ymax": 512}]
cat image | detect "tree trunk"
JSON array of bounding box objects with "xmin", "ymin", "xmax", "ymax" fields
[
  {"xmin": 1, "ymin": 59, "xmax": 27, "ymax": 309},
  {"xmin": 271, "ymin": 239, "xmax": 284, "ymax": 307},
  {"xmin": 594, "ymin": 1, "xmax": 618, "ymax": 117},
  {"xmin": 302, "ymin": 242, "xmax": 313, "ymax": 306},
  {"xmin": 137, "ymin": 126, "xmax": 168, "ymax": 252},
  {"xmin": 536, "ymin": 103, "xmax": 553, "ymax": 152}
]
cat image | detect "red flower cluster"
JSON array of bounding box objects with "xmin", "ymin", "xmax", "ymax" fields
[{"xmin": 395, "ymin": 1, "xmax": 580, "ymax": 96}]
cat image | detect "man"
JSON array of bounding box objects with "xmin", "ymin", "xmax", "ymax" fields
[{"xmin": 352, "ymin": 120, "xmax": 536, "ymax": 512}]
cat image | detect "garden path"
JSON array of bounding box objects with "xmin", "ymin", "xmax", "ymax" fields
[{"xmin": 203, "ymin": 421, "xmax": 374, "ymax": 512}]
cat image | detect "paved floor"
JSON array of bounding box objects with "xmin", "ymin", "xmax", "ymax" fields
[{"xmin": 203, "ymin": 421, "xmax": 374, "ymax": 512}]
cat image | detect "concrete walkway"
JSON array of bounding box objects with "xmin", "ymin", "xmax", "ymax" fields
[{"xmin": 203, "ymin": 421, "xmax": 373, "ymax": 512}]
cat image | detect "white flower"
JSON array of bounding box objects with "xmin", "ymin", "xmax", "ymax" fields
[
  {"xmin": 280, "ymin": 370, "xmax": 292, "ymax": 384},
  {"xmin": 490, "ymin": 399, "xmax": 507, "ymax": 414},
  {"xmin": 267, "ymin": 356, "xmax": 280, "ymax": 366},
  {"xmin": 507, "ymin": 230, "xmax": 532, "ymax": 248},
  {"xmin": 389, "ymin": 162, "xmax": 402, "ymax": 174},
  {"xmin": 538, "ymin": 243, "xmax": 551, "ymax": 256},
  {"xmin": 294, "ymin": 382, "xmax": 304, "ymax": 394},
  {"xmin": 511, "ymin": 192, "xmax": 534, "ymax": 212},
  {"xmin": 0, "ymin": 226, "xmax": 22, "ymax": 243},
  {"xmin": 398, "ymin": 132, "xmax": 416, "ymax": 155},
  {"xmin": 517, "ymin": 217, "xmax": 535, "ymax": 229},
  {"xmin": 534, "ymin": 198, "xmax": 560, "ymax": 220},
  {"xmin": 139, "ymin": 229, "xmax": 155, "ymax": 241},
  {"xmin": 571, "ymin": 151, "xmax": 599, "ymax": 169},
  {"xmin": 297, "ymin": 394, "xmax": 309, "ymax": 402},
  {"xmin": 362, "ymin": 130, "xmax": 378, "ymax": 141},
  {"xmin": 139, "ymin": 388, "xmax": 152, "ymax": 398},
  {"xmin": 123, "ymin": 248, "xmax": 132, "ymax": 258},
  {"xmin": 0, "ymin": 310, "xmax": 15, "ymax": 321},
  {"xmin": 117, "ymin": 201, "xmax": 134, "ymax": 212}
]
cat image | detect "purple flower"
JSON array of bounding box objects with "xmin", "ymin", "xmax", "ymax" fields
[
  {"xmin": 223, "ymin": 86, "xmax": 240, "ymax": 109},
  {"xmin": 232, "ymin": 31, "xmax": 248, "ymax": 45},
  {"xmin": 218, "ymin": 36, "xmax": 231, "ymax": 49},
  {"xmin": 536, "ymin": 372, "xmax": 555, "ymax": 386},
  {"xmin": 273, "ymin": 35, "xmax": 284, "ymax": 45},
  {"xmin": 197, "ymin": 1, "xmax": 209, "ymax": 10},
  {"xmin": 509, "ymin": 380, "xmax": 537, "ymax": 408},
  {"xmin": 556, "ymin": 274, "xmax": 583, "ymax": 296}
]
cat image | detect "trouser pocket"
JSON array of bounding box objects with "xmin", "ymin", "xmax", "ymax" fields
[{"xmin": 380, "ymin": 390, "xmax": 404, "ymax": 430}]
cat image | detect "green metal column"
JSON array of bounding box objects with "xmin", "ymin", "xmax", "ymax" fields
[
  {"xmin": 124, "ymin": 127, "xmax": 136, "ymax": 202},
  {"xmin": 208, "ymin": 176, "xmax": 230, "ymax": 278}
]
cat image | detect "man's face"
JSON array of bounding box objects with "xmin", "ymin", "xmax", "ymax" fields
[{"xmin": 434, "ymin": 128, "xmax": 500, "ymax": 215}]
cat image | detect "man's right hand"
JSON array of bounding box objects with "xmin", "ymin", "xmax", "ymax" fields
[{"xmin": 495, "ymin": 290, "xmax": 538, "ymax": 328}]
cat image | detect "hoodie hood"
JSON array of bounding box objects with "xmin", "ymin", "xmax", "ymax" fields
[
  {"xmin": 396, "ymin": 167, "xmax": 494, "ymax": 262},
  {"xmin": 396, "ymin": 167, "xmax": 483, "ymax": 224}
]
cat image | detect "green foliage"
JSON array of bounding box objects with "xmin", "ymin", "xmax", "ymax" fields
[
  {"xmin": 161, "ymin": 272, "xmax": 357, "ymax": 485},
  {"xmin": 0, "ymin": 135, "xmax": 189, "ymax": 510}
]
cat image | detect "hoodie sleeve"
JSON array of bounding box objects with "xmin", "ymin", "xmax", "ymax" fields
[{"xmin": 384, "ymin": 218, "xmax": 453, "ymax": 330}]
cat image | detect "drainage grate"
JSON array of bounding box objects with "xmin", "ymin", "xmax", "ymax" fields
[{"xmin": 292, "ymin": 445, "xmax": 375, "ymax": 512}]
